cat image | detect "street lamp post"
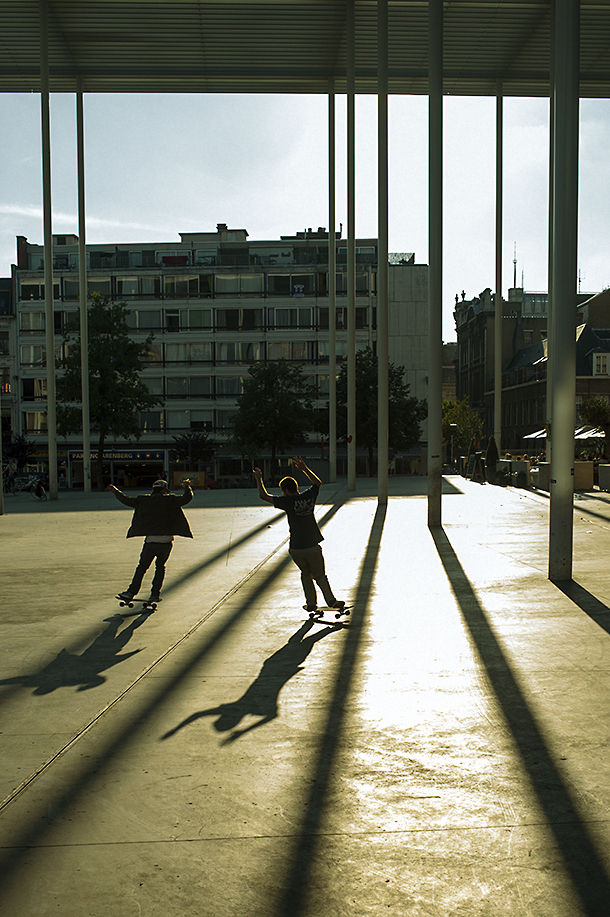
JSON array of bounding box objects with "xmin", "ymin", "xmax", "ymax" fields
[{"xmin": 450, "ymin": 423, "xmax": 458, "ymax": 470}]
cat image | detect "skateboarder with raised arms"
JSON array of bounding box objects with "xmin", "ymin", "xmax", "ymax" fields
[
  {"xmin": 253, "ymin": 457, "xmax": 345, "ymax": 614},
  {"xmin": 107, "ymin": 477, "xmax": 193, "ymax": 605}
]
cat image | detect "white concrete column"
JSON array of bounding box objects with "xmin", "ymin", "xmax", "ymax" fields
[
  {"xmin": 427, "ymin": 0, "xmax": 443, "ymax": 527},
  {"xmin": 328, "ymin": 87, "xmax": 337, "ymax": 483},
  {"xmin": 549, "ymin": 0, "xmax": 579, "ymax": 582},
  {"xmin": 546, "ymin": 1, "xmax": 556, "ymax": 468},
  {"xmin": 494, "ymin": 83, "xmax": 503, "ymax": 452},
  {"xmin": 347, "ymin": 0, "xmax": 356, "ymax": 490},
  {"xmin": 40, "ymin": 0, "xmax": 58, "ymax": 500},
  {"xmin": 377, "ymin": 0, "xmax": 389, "ymax": 504},
  {"xmin": 76, "ymin": 78, "xmax": 91, "ymax": 493}
]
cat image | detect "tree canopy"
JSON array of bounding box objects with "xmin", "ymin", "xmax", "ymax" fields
[
  {"xmin": 579, "ymin": 396, "xmax": 610, "ymax": 445},
  {"xmin": 56, "ymin": 294, "xmax": 160, "ymax": 488},
  {"xmin": 229, "ymin": 360, "xmax": 317, "ymax": 478},
  {"xmin": 442, "ymin": 396, "xmax": 483, "ymax": 457},
  {"xmin": 324, "ymin": 346, "xmax": 427, "ymax": 473}
]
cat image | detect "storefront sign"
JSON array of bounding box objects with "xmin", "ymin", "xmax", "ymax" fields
[{"xmin": 68, "ymin": 450, "xmax": 165, "ymax": 461}]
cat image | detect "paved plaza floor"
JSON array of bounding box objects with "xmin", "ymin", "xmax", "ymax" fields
[{"xmin": 1, "ymin": 475, "xmax": 610, "ymax": 916}]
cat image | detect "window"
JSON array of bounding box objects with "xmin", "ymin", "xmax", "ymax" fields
[
  {"xmin": 190, "ymin": 377, "xmax": 212, "ymax": 396},
  {"xmin": 272, "ymin": 308, "xmax": 311, "ymax": 329},
  {"xmin": 216, "ymin": 342, "xmax": 261, "ymax": 363},
  {"xmin": 166, "ymin": 311, "xmax": 180, "ymax": 332},
  {"xmin": 199, "ymin": 275, "xmax": 213, "ymax": 296},
  {"xmin": 141, "ymin": 343, "xmax": 162, "ymax": 364},
  {"xmin": 24, "ymin": 411, "xmax": 47, "ymax": 432},
  {"xmin": 22, "ymin": 378, "xmax": 47, "ymax": 400},
  {"xmin": 167, "ymin": 410, "xmax": 190, "ymax": 430},
  {"xmin": 117, "ymin": 277, "xmax": 139, "ymax": 297},
  {"xmin": 181, "ymin": 309, "xmax": 212, "ymax": 330},
  {"xmin": 63, "ymin": 278, "xmax": 80, "ymax": 300},
  {"xmin": 164, "ymin": 275, "xmax": 199, "ymax": 297},
  {"xmin": 166, "ymin": 377, "xmax": 188, "ymax": 397},
  {"xmin": 215, "ymin": 274, "xmax": 239, "ymax": 295},
  {"xmin": 216, "ymin": 409, "xmax": 236, "ymax": 429},
  {"xmin": 138, "ymin": 411, "xmax": 163, "ymax": 432},
  {"xmin": 141, "ymin": 276, "xmax": 161, "ymax": 297},
  {"xmin": 239, "ymin": 273, "xmax": 263, "ymax": 294},
  {"xmin": 594, "ymin": 354, "xmax": 610, "ymax": 375},
  {"xmin": 241, "ymin": 308, "xmax": 264, "ymax": 330},
  {"xmin": 292, "ymin": 274, "xmax": 315, "ymax": 295},
  {"xmin": 20, "ymin": 279, "xmax": 59, "ymax": 301},
  {"xmin": 195, "ymin": 250, "xmax": 217, "ymax": 266},
  {"xmin": 267, "ymin": 274, "xmax": 291, "ymax": 295},
  {"xmin": 20, "ymin": 312, "xmax": 45, "ymax": 332},
  {"xmin": 138, "ymin": 310, "xmax": 162, "ymax": 330},
  {"xmin": 165, "ymin": 342, "xmax": 212, "ymax": 363},
  {"xmin": 88, "ymin": 277, "xmax": 111, "ymax": 297},
  {"xmin": 216, "ymin": 309, "xmax": 240, "ymax": 330},
  {"xmin": 20, "ymin": 344, "xmax": 45, "ymax": 366},
  {"xmin": 0, "ymin": 332, "xmax": 8, "ymax": 355},
  {"xmin": 191, "ymin": 410, "xmax": 213, "ymax": 430},
  {"xmin": 1, "ymin": 369, "xmax": 10, "ymax": 394},
  {"xmin": 216, "ymin": 377, "xmax": 242, "ymax": 395},
  {"xmin": 143, "ymin": 377, "xmax": 163, "ymax": 396}
]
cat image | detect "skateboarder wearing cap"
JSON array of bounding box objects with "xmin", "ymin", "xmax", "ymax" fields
[{"xmin": 107, "ymin": 478, "xmax": 193, "ymax": 604}]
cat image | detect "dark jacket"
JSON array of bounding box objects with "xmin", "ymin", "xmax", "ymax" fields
[{"xmin": 113, "ymin": 485, "xmax": 194, "ymax": 538}]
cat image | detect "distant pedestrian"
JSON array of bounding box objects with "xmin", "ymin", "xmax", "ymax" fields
[
  {"xmin": 253, "ymin": 457, "xmax": 344, "ymax": 613},
  {"xmin": 107, "ymin": 478, "xmax": 193, "ymax": 604}
]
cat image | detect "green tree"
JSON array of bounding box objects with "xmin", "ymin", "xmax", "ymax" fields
[
  {"xmin": 442, "ymin": 397, "xmax": 483, "ymax": 459},
  {"xmin": 324, "ymin": 346, "xmax": 427, "ymax": 474},
  {"xmin": 229, "ymin": 360, "xmax": 316, "ymax": 481},
  {"xmin": 172, "ymin": 430, "xmax": 215, "ymax": 467},
  {"xmin": 579, "ymin": 396, "xmax": 610, "ymax": 448},
  {"xmin": 56, "ymin": 294, "xmax": 160, "ymax": 489},
  {"xmin": 4, "ymin": 433, "xmax": 36, "ymax": 471}
]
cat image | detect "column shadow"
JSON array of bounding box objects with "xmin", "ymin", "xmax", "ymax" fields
[
  {"xmin": 555, "ymin": 580, "xmax": 610, "ymax": 636},
  {"xmin": 276, "ymin": 504, "xmax": 386, "ymax": 917},
  {"xmin": 0, "ymin": 613, "xmax": 148, "ymax": 695},
  {"xmin": 162, "ymin": 620, "xmax": 341, "ymax": 745},
  {"xmin": 432, "ymin": 526, "xmax": 610, "ymax": 917}
]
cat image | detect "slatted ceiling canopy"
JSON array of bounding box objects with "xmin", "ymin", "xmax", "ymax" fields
[{"xmin": 1, "ymin": 0, "xmax": 609, "ymax": 99}]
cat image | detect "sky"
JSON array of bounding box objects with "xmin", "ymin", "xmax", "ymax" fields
[{"xmin": 1, "ymin": 91, "xmax": 609, "ymax": 341}]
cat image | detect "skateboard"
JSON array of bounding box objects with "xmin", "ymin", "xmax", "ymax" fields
[
  {"xmin": 116, "ymin": 596, "xmax": 158, "ymax": 611},
  {"xmin": 304, "ymin": 604, "xmax": 352, "ymax": 621}
]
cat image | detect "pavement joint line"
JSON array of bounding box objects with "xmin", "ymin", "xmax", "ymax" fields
[
  {"xmin": 5, "ymin": 817, "xmax": 610, "ymax": 850},
  {"xmin": 0, "ymin": 531, "xmax": 291, "ymax": 815}
]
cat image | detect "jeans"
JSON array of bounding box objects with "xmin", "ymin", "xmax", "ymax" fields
[
  {"xmin": 129, "ymin": 542, "xmax": 173, "ymax": 596},
  {"xmin": 289, "ymin": 544, "xmax": 336, "ymax": 608}
]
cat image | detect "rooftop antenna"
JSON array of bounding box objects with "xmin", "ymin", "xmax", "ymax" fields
[{"xmin": 513, "ymin": 243, "xmax": 517, "ymax": 288}]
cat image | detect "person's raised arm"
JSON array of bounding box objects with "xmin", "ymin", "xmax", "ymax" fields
[
  {"xmin": 253, "ymin": 467, "xmax": 274, "ymax": 504},
  {"xmin": 293, "ymin": 456, "xmax": 321, "ymax": 489}
]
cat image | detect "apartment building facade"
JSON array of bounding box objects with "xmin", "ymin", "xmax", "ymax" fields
[{"xmin": 11, "ymin": 225, "xmax": 428, "ymax": 485}]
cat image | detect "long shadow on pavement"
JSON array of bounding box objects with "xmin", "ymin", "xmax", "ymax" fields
[
  {"xmin": 555, "ymin": 580, "xmax": 610, "ymax": 637},
  {"xmin": 0, "ymin": 500, "xmax": 348, "ymax": 883},
  {"xmin": 162, "ymin": 619, "xmax": 341, "ymax": 744},
  {"xmin": 432, "ymin": 526, "xmax": 610, "ymax": 917},
  {"xmin": 0, "ymin": 613, "xmax": 149, "ymax": 695},
  {"xmin": 276, "ymin": 504, "xmax": 386, "ymax": 917}
]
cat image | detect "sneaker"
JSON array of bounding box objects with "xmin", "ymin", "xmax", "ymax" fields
[
  {"xmin": 118, "ymin": 591, "xmax": 135, "ymax": 601},
  {"xmin": 331, "ymin": 600, "xmax": 346, "ymax": 611},
  {"xmin": 303, "ymin": 604, "xmax": 318, "ymax": 613},
  {"xmin": 148, "ymin": 594, "xmax": 162, "ymax": 604}
]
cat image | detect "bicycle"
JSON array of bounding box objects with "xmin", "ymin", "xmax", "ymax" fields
[{"xmin": 28, "ymin": 478, "xmax": 47, "ymax": 501}]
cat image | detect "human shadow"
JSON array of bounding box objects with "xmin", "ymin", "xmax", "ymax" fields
[
  {"xmin": 0, "ymin": 613, "xmax": 148, "ymax": 695},
  {"xmin": 432, "ymin": 526, "xmax": 610, "ymax": 917},
  {"xmin": 162, "ymin": 620, "xmax": 341, "ymax": 744}
]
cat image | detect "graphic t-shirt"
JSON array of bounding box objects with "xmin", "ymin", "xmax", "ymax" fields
[{"xmin": 273, "ymin": 484, "xmax": 323, "ymax": 550}]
